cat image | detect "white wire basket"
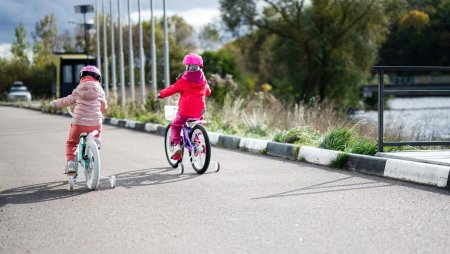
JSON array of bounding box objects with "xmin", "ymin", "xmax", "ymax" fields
[{"xmin": 164, "ymin": 105, "xmax": 178, "ymax": 121}]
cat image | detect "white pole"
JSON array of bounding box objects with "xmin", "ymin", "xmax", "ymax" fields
[
  {"xmin": 102, "ymin": 0, "xmax": 109, "ymax": 97},
  {"xmin": 127, "ymin": 0, "xmax": 135, "ymax": 103},
  {"xmin": 110, "ymin": 0, "xmax": 117, "ymax": 100},
  {"xmin": 163, "ymin": 0, "xmax": 170, "ymax": 88},
  {"xmin": 150, "ymin": 0, "xmax": 157, "ymax": 95},
  {"xmin": 138, "ymin": 0, "xmax": 146, "ymax": 103},
  {"xmin": 118, "ymin": 0, "xmax": 126, "ymax": 107},
  {"xmin": 95, "ymin": 0, "xmax": 102, "ymax": 71}
]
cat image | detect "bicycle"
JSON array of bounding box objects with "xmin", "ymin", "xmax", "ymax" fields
[
  {"xmin": 162, "ymin": 98, "xmax": 220, "ymax": 174},
  {"xmin": 66, "ymin": 107, "xmax": 116, "ymax": 191}
]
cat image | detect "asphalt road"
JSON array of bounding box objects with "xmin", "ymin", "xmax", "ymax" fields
[{"xmin": 1, "ymin": 106, "xmax": 449, "ymax": 254}]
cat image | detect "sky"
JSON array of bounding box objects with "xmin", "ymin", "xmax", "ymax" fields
[{"xmin": 0, "ymin": 0, "xmax": 221, "ymax": 58}]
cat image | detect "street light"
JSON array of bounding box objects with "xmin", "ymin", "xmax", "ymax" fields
[{"xmin": 74, "ymin": 4, "xmax": 94, "ymax": 55}]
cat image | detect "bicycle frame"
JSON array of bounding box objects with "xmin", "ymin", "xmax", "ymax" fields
[
  {"xmin": 179, "ymin": 118, "xmax": 206, "ymax": 154},
  {"xmin": 75, "ymin": 130, "xmax": 98, "ymax": 170}
]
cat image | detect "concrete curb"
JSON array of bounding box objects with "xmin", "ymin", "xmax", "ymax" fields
[
  {"xmin": 4, "ymin": 103, "xmax": 450, "ymax": 190},
  {"xmin": 299, "ymin": 146, "xmax": 342, "ymax": 166},
  {"xmin": 218, "ymin": 134, "xmax": 241, "ymax": 149},
  {"xmin": 267, "ymin": 142, "xmax": 299, "ymax": 160},
  {"xmin": 384, "ymin": 159, "xmax": 450, "ymax": 188},
  {"xmin": 347, "ymin": 153, "xmax": 387, "ymax": 176},
  {"xmin": 239, "ymin": 137, "xmax": 268, "ymax": 154}
]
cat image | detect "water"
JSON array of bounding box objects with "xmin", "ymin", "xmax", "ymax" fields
[{"xmin": 353, "ymin": 97, "xmax": 450, "ymax": 139}]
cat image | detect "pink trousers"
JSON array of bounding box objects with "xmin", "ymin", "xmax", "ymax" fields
[{"xmin": 66, "ymin": 124, "xmax": 101, "ymax": 161}]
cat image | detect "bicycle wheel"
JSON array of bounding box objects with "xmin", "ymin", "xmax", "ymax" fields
[
  {"xmin": 84, "ymin": 140, "xmax": 100, "ymax": 190},
  {"xmin": 189, "ymin": 125, "xmax": 211, "ymax": 174},
  {"xmin": 164, "ymin": 124, "xmax": 183, "ymax": 168}
]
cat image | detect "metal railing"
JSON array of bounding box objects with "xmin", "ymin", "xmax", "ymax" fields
[{"xmin": 372, "ymin": 66, "xmax": 450, "ymax": 152}]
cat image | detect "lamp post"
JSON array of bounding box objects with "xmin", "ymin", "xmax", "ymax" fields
[
  {"xmin": 150, "ymin": 0, "xmax": 157, "ymax": 95},
  {"xmin": 102, "ymin": 0, "xmax": 109, "ymax": 97},
  {"xmin": 163, "ymin": 0, "xmax": 170, "ymax": 88},
  {"xmin": 118, "ymin": 0, "xmax": 126, "ymax": 107},
  {"xmin": 127, "ymin": 0, "xmax": 135, "ymax": 104},
  {"xmin": 95, "ymin": 0, "xmax": 101, "ymax": 70},
  {"xmin": 74, "ymin": 4, "xmax": 94, "ymax": 56},
  {"xmin": 110, "ymin": 0, "xmax": 117, "ymax": 101},
  {"xmin": 138, "ymin": 0, "xmax": 146, "ymax": 103}
]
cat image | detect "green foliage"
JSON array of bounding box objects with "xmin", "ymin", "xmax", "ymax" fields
[
  {"xmin": 220, "ymin": 0, "xmax": 390, "ymax": 107},
  {"xmin": 273, "ymin": 127, "xmax": 320, "ymax": 146},
  {"xmin": 378, "ymin": 0, "xmax": 450, "ymax": 66},
  {"xmin": 319, "ymin": 127, "xmax": 354, "ymax": 151},
  {"xmin": 11, "ymin": 23, "xmax": 30, "ymax": 65},
  {"xmin": 33, "ymin": 13, "xmax": 57, "ymax": 68},
  {"xmin": 208, "ymin": 74, "xmax": 239, "ymax": 107},
  {"xmin": 346, "ymin": 139, "xmax": 378, "ymax": 156},
  {"xmin": 203, "ymin": 50, "xmax": 241, "ymax": 81},
  {"xmin": 329, "ymin": 153, "xmax": 348, "ymax": 169}
]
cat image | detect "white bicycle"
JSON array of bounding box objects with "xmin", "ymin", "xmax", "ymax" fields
[{"xmin": 66, "ymin": 107, "xmax": 116, "ymax": 191}]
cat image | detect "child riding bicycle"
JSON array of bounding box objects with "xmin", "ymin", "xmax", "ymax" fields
[
  {"xmin": 158, "ymin": 53, "xmax": 211, "ymax": 160},
  {"xmin": 50, "ymin": 65, "xmax": 107, "ymax": 174}
]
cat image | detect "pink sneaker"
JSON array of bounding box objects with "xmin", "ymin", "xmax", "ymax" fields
[{"xmin": 171, "ymin": 153, "xmax": 182, "ymax": 161}]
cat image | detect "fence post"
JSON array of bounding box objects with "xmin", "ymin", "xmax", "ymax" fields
[{"xmin": 377, "ymin": 70, "xmax": 384, "ymax": 152}]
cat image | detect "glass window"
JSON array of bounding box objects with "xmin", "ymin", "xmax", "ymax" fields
[
  {"xmin": 63, "ymin": 65, "xmax": 73, "ymax": 83},
  {"xmin": 75, "ymin": 64, "xmax": 84, "ymax": 80}
]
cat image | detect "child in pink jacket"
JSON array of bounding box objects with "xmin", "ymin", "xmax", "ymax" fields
[
  {"xmin": 158, "ymin": 53, "xmax": 211, "ymax": 160},
  {"xmin": 50, "ymin": 65, "xmax": 107, "ymax": 174}
]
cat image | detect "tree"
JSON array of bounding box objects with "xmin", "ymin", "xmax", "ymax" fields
[
  {"xmin": 220, "ymin": 0, "xmax": 390, "ymax": 106},
  {"xmin": 57, "ymin": 30, "xmax": 76, "ymax": 53},
  {"xmin": 32, "ymin": 13, "xmax": 57, "ymax": 68},
  {"xmin": 378, "ymin": 0, "xmax": 450, "ymax": 66},
  {"xmin": 11, "ymin": 23, "xmax": 30, "ymax": 65},
  {"xmin": 199, "ymin": 23, "xmax": 221, "ymax": 51}
]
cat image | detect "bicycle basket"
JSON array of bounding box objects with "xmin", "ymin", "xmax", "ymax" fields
[{"xmin": 164, "ymin": 105, "xmax": 178, "ymax": 121}]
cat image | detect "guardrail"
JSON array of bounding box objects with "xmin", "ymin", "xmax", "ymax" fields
[{"xmin": 372, "ymin": 66, "xmax": 450, "ymax": 152}]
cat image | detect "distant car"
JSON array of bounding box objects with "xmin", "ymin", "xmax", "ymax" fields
[{"xmin": 7, "ymin": 81, "xmax": 32, "ymax": 102}]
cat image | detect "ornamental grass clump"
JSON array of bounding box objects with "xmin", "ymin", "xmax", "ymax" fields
[
  {"xmin": 319, "ymin": 127, "xmax": 354, "ymax": 151},
  {"xmin": 273, "ymin": 127, "xmax": 320, "ymax": 146},
  {"xmin": 346, "ymin": 139, "xmax": 378, "ymax": 155}
]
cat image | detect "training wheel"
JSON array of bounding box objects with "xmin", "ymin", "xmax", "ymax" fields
[
  {"xmin": 109, "ymin": 176, "xmax": 116, "ymax": 189},
  {"xmin": 68, "ymin": 176, "xmax": 75, "ymax": 191},
  {"xmin": 214, "ymin": 162, "xmax": 220, "ymax": 172},
  {"xmin": 178, "ymin": 164, "xmax": 184, "ymax": 174}
]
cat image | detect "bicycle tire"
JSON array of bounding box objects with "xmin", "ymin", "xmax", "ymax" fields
[
  {"xmin": 189, "ymin": 124, "xmax": 211, "ymax": 174},
  {"xmin": 164, "ymin": 124, "xmax": 183, "ymax": 168},
  {"xmin": 84, "ymin": 140, "xmax": 100, "ymax": 190}
]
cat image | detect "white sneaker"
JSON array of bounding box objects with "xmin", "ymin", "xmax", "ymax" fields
[
  {"xmin": 171, "ymin": 144, "xmax": 182, "ymax": 158},
  {"xmin": 64, "ymin": 160, "xmax": 76, "ymax": 174}
]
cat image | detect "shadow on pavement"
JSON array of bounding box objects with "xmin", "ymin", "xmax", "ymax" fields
[
  {"xmin": 112, "ymin": 166, "xmax": 201, "ymax": 189},
  {"xmin": 252, "ymin": 176, "xmax": 393, "ymax": 199},
  {"xmin": 0, "ymin": 166, "xmax": 198, "ymax": 207}
]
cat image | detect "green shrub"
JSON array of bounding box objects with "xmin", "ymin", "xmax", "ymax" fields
[
  {"xmin": 272, "ymin": 127, "xmax": 320, "ymax": 146},
  {"xmin": 346, "ymin": 139, "xmax": 378, "ymax": 155},
  {"xmin": 329, "ymin": 153, "xmax": 348, "ymax": 169},
  {"xmin": 319, "ymin": 127, "xmax": 354, "ymax": 151}
]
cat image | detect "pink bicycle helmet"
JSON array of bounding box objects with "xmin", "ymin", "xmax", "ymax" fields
[
  {"xmin": 80, "ymin": 65, "xmax": 102, "ymax": 81},
  {"xmin": 183, "ymin": 53, "xmax": 203, "ymax": 67}
]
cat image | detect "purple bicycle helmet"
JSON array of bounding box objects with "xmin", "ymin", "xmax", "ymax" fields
[{"xmin": 80, "ymin": 65, "xmax": 102, "ymax": 81}]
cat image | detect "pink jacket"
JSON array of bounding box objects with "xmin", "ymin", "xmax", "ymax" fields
[
  {"xmin": 159, "ymin": 72, "xmax": 211, "ymax": 117},
  {"xmin": 52, "ymin": 80, "xmax": 107, "ymax": 126}
]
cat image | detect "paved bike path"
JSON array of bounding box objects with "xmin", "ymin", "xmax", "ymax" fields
[{"xmin": 0, "ymin": 107, "xmax": 449, "ymax": 254}]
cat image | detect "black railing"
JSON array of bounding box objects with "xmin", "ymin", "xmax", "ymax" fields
[{"xmin": 372, "ymin": 66, "xmax": 450, "ymax": 152}]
